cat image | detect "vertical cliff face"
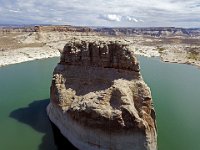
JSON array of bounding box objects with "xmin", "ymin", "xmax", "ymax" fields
[{"xmin": 47, "ymin": 40, "xmax": 157, "ymax": 150}]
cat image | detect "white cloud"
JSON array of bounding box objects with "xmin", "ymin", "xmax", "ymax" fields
[
  {"xmin": 125, "ymin": 16, "xmax": 139, "ymax": 22},
  {"xmin": 101, "ymin": 14, "xmax": 122, "ymax": 22},
  {"xmin": 8, "ymin": 9, "xmax": 20, "ymax": 13},
  {"xmin": 139, "ymin": 19, "xmax": 144, "ymax": 22},
  {"xmin": 0, "ymin": 0, "xmax": 199, "ymax": 27},
  {"xmin": 107, "ymin": 14, "xmax": 121, "ymax": 22},
  {"xmin": 101, "ymin": 15, "xmax": 144, "ymax": 23},
  {"xmin": 126, "ymin": 16, "xmax": 132, "ymax": 21}
]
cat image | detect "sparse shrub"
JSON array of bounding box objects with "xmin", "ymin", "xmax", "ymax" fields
[
  {"xmin": 187, "ymin": 48, "xmax": 200, "ymax": 60},
  {"xmin": 157, "ymin": 46, "xmax": 165, "ymax": 53}
]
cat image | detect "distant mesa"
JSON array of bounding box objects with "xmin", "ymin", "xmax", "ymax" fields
[
  {"xmin": 34, "ymin": 25, "xmax": 93, "ymax": 32},
  {"xmin": 47, "ymin": 40, "xmax": 157, "ymax": 150},
  {"xmin": 94, "ymin": 27, "xmax": 200, "ymax": 37},
  {"xmin": 1, "ymin": 24, "xmax": 200, "ymax": 37}
]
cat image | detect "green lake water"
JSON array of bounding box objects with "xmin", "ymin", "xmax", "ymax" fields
[
  {"xmin": 0, "ymin": 58, "xmax": 59, "ymax": 150},
  {"xmin": 0, "ymin": 56, "xmax": 200, "ymax": 150},
  {"xmin": 138, "ymin": 56, "xmax": 200, "ymax": 150}
]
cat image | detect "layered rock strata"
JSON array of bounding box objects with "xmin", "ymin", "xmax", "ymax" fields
[{"xmin": 47, "ymin": 40, "xmax": 157, "ymax": 150}]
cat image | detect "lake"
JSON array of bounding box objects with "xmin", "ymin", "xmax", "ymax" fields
[
  {"xmin": 0, "ymin": 58, "xmax": 59, "ymax": 150},
  {"xmin": 0, "ymin": 56, "xmax": 200, "ymax": 150},
  {"xmin": 139, "ymin": 56, "xmax": 200, "ymax": 150}
]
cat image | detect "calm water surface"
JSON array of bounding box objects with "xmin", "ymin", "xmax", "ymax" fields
[
  {"xmin": 0, "ymin": 56, "xmax": 200, "ymax": 150},
  {"xmin": 0, "ymin": 58, "xmax": 59, "ymax": 150},
  {"xmin": 138, "ymin": 56, "xmax": 200, "ymax": 150}
]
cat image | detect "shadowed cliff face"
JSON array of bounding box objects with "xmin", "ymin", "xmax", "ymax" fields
[{"xmin": 47, "ymin": 40, "xmax": 157, "ymax": 150}]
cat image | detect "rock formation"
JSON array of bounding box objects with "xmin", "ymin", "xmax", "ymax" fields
[
  {"xmin": 47, "ymin": 40, "xmax": 157, "ymax": 150},
  {"xmin": 34, "ymin": 25, "xmax": 93, "ymax": 32},
  {"xmin": 1, "ymin": 25, "xmax": 200, "ymax": 37},
  {"xmin": 94, "ymin": 27, "xmax": 200, "ymax": 37}
]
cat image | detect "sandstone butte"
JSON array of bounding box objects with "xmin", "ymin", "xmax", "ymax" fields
[{"xmin": 47, "ymin": 40, "xmax": 157, "ymax": 150}]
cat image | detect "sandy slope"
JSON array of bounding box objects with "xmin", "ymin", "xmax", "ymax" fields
[
  {"xmin": 0, "ymin": 46, "xmax": 60, "ymax": 67},
  {"xmin": 0, "ymin": 31, "xmax": 200, "ymax": 68}
]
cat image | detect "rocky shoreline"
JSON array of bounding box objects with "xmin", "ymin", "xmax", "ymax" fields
[
  {"xmin": 160, "ymin": 53, "xmax": 200, "ymax": 69},
  {"xmin": 0, "ymin": 27, "xmax": 199, "ymax": 69},
  {"xmin": 0, "ymin": 47, "xmax": 60, "ymax": 67},
  {"xmin": 1, "ymin": 45, "xmax": 200, "ymax": 69}
]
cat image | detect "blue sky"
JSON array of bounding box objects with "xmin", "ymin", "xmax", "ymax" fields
[{"xmin": 0, "ymin": 0, "xmax": 200, "ymax": 27}]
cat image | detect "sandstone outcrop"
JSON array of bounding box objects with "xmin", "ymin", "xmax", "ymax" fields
[
  {"xmin": 34, "ymin": 25, "xmax": 93, "ymax": 32},
  {"xmin": 47, "ymin": 40, "xmax": 157, "ymax": 150}
]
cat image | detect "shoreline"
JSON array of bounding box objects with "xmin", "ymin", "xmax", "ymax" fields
[
  {"xmin": 0, "ymin": 32, "xmax": 199, "ymax": 69},
  {"xmin": 160, "ymin": 55, "xmax": 200, "ymax": 69},
  {"xmin": 0, "ymin": 47, "xmax": 60, "ymax": 68},
  {"xmin": 1, "ymin": 48, "xmax": 200, "ymax": 69},
  {"xmin": 137, "ymin": 53, "xmax": 200, "ymax": 69},
  {"xmin": 0, "ymin": 28, "xmax": 199, "ymax": 69},
  {"xmin": 135, "ymin": 46, "xmax": 200, "ymax": 69}
]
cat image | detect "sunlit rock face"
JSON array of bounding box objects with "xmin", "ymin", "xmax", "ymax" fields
[{"xmin": 47, "ymin": 40, "xmax": 157, "ymax": 150}]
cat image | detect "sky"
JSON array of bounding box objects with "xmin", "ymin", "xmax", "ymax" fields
[{"xmin": 0, "ymin": 0, "xmax": 200, "ymax": 27}]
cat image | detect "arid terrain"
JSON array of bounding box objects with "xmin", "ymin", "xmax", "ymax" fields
[{"xmin": 0, "ymin": 25, "xmax": 200, "ymax": 68}]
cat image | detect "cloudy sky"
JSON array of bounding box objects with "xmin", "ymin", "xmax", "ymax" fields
[{"xmin": 0, "ymin": 0, "xmax": 200, "ymax": 27}]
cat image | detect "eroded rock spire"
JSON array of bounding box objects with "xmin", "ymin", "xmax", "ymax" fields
[{"xmin": 47, "ymin": 40, "xmax": 157, "ymax": 150}]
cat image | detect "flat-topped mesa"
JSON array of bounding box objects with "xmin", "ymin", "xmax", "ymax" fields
[
  {"xmin": 47, "ymin": 40, "xmax": 157, "ymax": 150},
  {"xmin": 59, "ymin": 41, "xmax": 140, "ymax": 72},
  {"xmin": 34, "ymin": 25, "xmax": 93, "ymax": 32}
]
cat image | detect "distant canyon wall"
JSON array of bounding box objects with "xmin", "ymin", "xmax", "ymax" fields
[{"xmin": 1, "ymin": 25, "xmax": 200, "ymax": 37}]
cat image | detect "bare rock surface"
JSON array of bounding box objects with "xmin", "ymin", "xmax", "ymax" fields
[
  {"xmin": 47, "ymin": 40, "xmax": 157, "ymax": 150},
  {"xmin": 1, "ymin": 27, "xmax": 199, "ymax": 68}
]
